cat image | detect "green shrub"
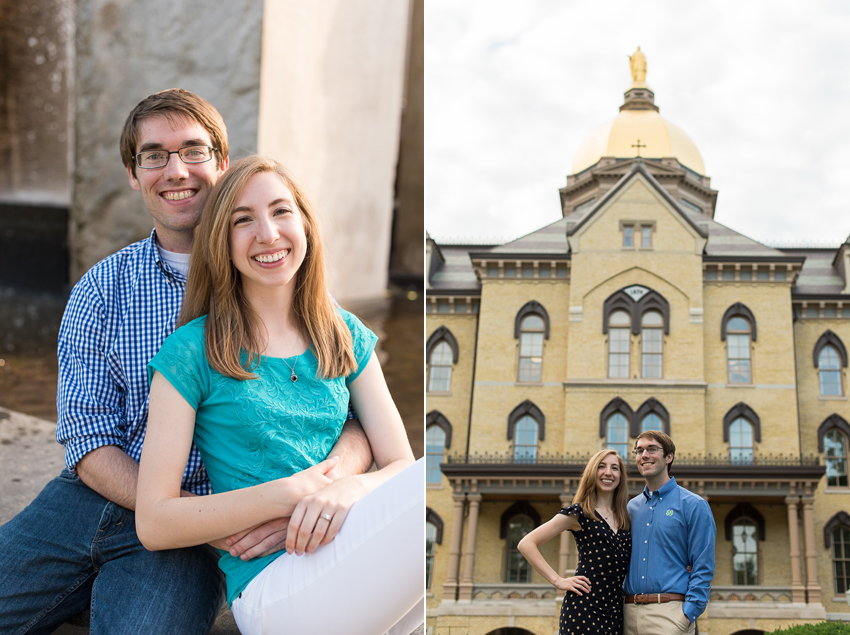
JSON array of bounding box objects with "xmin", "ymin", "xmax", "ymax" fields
[{"xmin": 767, "ymin": 623, "xmax": 850, "ymax": 635}]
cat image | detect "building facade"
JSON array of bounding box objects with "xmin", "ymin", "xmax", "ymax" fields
[{"xmin": 426, "ymin": 56, "xmax": 850, "ymax": 635}]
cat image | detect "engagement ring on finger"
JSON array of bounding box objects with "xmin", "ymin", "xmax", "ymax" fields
[{"xmin": 320, "ymin": 513, "xmax": 332, "ymax": 522}]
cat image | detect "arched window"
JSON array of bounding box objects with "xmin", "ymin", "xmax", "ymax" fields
[
  {"xmin": 819, "ymin": 345, "xmax": 843, "ymax": 396},
  {"xmin": 607, "ymin": 413, "xmax": 629, "ymax": 458},
  {"xmin": 505, "ymin": 514, "xmax": 534, "ymax": 583},
  {"xmin": 426, "ymin": 327, "xmax": 458, "ymax": 393},
  {"xmin": 513, "ymin": 415, "xmax": 538, "ymax": 463},
  {"xmin": 825, "ymin": 512, "xmax": 850, "ymax": 594},
  {"xmin": 732, "ymin": 519, "xmax": 758, "ymax": 585},
  {"xmin": 428, "ymin": 341, "xmax": 453, "ymax": 392},
  {"xmin": 641, "ymin": 310, "xmax": 663, "ymax": 378},
  {"xmin": 518, "ymin": 314, "xmax": 545, "ymax": 382},
  {"xmin": 641, "ymin": 413, "xmax": 663, "ymax": 433},
  {"xmin": 426, "ymin": 425, "xmax": 446, "ymax": 484},
  {"xmin": 727, "ymin": 316, "xmax": 752, "ymax": 384},
  {"xmin": 729, "ymin": 417, "xmax": 754, "ymax": 464},
  {"xmin": 426, "ymin": 522, "xmax": 437, "ymax": 589},
  {"xmin": 608, "ymin": 310, "xmax": 631, "ymax": 378},
  {"xmin": 826, "ymin": 429, "xmax": 849, "ymax": 487}
]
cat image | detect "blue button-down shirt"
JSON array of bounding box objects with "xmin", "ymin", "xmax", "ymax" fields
[
  {"xmin": 624, "ymin": 477, "xmax": 716, "ymax": 623},
  {"xmin": 56, "ymin": 230, "xmax": 356, "ymax": 495}
]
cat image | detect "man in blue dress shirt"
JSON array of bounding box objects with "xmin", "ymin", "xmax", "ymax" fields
[{"xmin": 624, "ymin": 430, "xmax": 716, "ymax": 634}]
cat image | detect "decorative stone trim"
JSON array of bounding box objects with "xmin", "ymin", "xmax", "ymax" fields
[
  {"xmin": 721, "ymin": 303, "xmax": 758, "ymax": 342},
  {"xmin": 427, "ymin": 410, "xmax": 453, "ymax": 450},
  {"xmin": 507, "ymin": 400, "xmax": 545, "ymax": 442},
  {"xmin": 722, "ymin": 403, "xmax": 761, "ymax": 443},
  {"xmin": 817, "ymin": 414, "xmax": 850, "ymax": 452},
  {"xmin": 724, "ymin": 502, "xmax": 765, "ymax": 541},
  {"xmin": 426, "ymin": 326, "xmax": 459, "ymax": 363},
  {"xmin": 499, "ymin": 501, "xmax": 541, "ymax": 538},
  {"xmin": 602, "ymin": 286, "xmax": 670, "ymax": 335},
  {"xmin": 426, "ymin": 507, "xmax": 444, "ymax": 544},
  {"xmin": 824, "ymin": 510, "xmax": 850, "ymax": 548},
  {"xmin": 631, "ymin": 397, "xmax": 670, "ymax": 437},
  {"xmin": 599, "ymin": 397, "xmax": 634, "ymax": 438},
  {"xmin": 514, "ymin": 301, "xmax": 550, "ymax": 339},
  {"xmin": 813, "ymin": 330, "xmax": 848, "ymax": 368}
]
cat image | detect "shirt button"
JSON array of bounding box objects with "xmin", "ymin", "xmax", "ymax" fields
[
  {"xmin": 642, "ymin": 576, "xmax": 645, "ymax": 579},
  {"xmin": 643, "ymin": 558, "xmax": 646, "ymax": 561},
  {"xmin": 645, "ymin": 540, "xmax": 648, "ymax": 543},
  {"xmin": 646, "ymin": 523, "xmax": 650, "ymax": 526}
]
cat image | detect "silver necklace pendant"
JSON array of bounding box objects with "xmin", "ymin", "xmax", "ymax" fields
[{"xmin": 290, "ymin": 373, "xmax": 298, "ymax": 382}]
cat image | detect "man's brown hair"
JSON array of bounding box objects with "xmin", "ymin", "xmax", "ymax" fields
[
  {"xmin": 634, "ymin": 430, "xmax": 676, "ymax": 475},
  {"xmin": 119, "ymin": 88, "xmax": 229, "ymax": 177}
]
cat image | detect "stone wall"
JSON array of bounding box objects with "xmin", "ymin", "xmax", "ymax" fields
[{"xmin": 71, "ymin": 0, "xmax": 263, "ymax": 280}]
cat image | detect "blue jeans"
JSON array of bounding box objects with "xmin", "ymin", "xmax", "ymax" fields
[{"xmin": 0, "ymin": 470, "xmax": 225, "ymax": 635}]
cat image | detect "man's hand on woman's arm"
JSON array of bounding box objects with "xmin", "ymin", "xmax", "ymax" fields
[{"xmin": 222, "ymin": 418, "xmax": 372, "ymax": 560}]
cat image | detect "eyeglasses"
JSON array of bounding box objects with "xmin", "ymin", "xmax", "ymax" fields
[
  {"xmin": 632, "ymin": 445, "xmax": 663, "ymax": 457},
  {"xmin": 135, "ymin": 145, "xmax": 218, "ymax": 169}
]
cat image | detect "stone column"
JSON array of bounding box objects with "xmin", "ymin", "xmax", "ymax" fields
[
  {"xmin": 458, "ymin": 494, "xmax": 482, "ymax": 601},
  {"xmin": 801, "ymin": 497, "xmax": 822, "ymax": 604},
  {"xmin": 785, "ymin": 496, "xmax": 805, "ymax": 603},
  {"xmin": 442, "ymin": 495, "xmax": 466, "ymax": 601},
  {"xmin": 559, "ymin": 494, "xmax": 573, "ymax": 575}
]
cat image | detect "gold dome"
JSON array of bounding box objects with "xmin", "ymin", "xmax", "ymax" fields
[{"xmin": 571, "ymin": 48, "xmax": 705, "ymax": 175}]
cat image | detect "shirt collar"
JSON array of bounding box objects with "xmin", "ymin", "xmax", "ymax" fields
[
  {"xmin": 150, "ymin": 229, "xmax": 187, "ymax": 283},
  {"xmin": 642, "ymin": 476, "xmax": 677, "ymax": 500}
]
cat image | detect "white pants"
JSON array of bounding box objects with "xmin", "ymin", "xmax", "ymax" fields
[{"xmin": 231, "ymin": 458, "xmax": 425, "ymax": 635}]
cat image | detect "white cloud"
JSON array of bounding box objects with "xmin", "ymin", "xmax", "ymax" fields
[{"xmin": 426, "ymin": 0, "xmax": 850, "ymax": 246}]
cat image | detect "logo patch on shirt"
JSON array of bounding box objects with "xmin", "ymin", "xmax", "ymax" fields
[{"xmin": 666, "ymin": 510, "xmax": 674, "ymax": 517}]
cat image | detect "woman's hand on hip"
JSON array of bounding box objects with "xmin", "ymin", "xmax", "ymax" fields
[
  {"xmin": 556, "ymin": 575, "xmax": 591, "ymax": 595},
  {"xmin": 285, "ymin": 475, "xmax": 369, "ymax": 555}
]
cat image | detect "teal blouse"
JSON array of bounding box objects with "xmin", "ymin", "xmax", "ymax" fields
[{"xmin": 147, "ymin": 309, "xmax": 377, "ymax": 605}]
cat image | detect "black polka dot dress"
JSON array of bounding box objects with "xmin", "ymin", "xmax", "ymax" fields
[{"xmin": 557, "ymin": 503, "xmax": 631, "ymax": 635}]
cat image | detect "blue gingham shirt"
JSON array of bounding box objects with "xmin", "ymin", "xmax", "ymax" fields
[{"xmin": 56, "ymin": 230, "xmax": 356, "ymax": 495}]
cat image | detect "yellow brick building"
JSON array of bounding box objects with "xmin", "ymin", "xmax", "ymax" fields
[{"xmin": 425, "ymin": 56, "xmax": 850, "ymax": 635}]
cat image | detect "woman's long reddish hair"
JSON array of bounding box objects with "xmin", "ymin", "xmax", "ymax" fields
[{"xmin": 180, "ymin": 155, "xmax": 355, "ymax": 380}]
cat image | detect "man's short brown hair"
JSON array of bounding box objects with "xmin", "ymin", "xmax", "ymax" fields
[
  {"xmin": 120, "ymin": 88, "xmax": 229, "ymax": 177},
  {"xmin": 634, "ymin": 430, "xmax": 676, "ymax": 474}
]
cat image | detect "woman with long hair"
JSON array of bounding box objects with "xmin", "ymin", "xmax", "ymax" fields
[
  {"xmin": 518, "ymin": 449, "xmax": 631, "ymax": 635},
  {"xmin": 135, "ymin": 155, "xmax": 423, "ymax": 635}
]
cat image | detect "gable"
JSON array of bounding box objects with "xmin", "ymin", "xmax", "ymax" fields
[{"xmin": 569, "ymin": 171, "xmax": 707, "ymax": 255}]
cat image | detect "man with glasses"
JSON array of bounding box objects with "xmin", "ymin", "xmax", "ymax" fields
[
  {"xmin": 624, "ymin": 430, "xmax": 716, "ymax": 635},
  {"xmin": 0, "ymin": 89, "xmax": 371, "ymax": 634}
]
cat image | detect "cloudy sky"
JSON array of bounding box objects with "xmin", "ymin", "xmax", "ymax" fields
[{"xmin": 425, "ymin": 1, "xmax": 850, "ymax": 247}]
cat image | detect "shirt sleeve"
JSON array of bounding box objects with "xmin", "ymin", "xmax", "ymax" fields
[
  {"xmin": 683, "ymin": 497, "xmax": 716, "ymax": 622},
  {"xmin": 557, "ymin": 503, "xmax": 585, "ymax": 531},
  {"xmin": 146, "ymin": 321, "xmax": 209, "ymax": 411},
  {"xmin": 56, "ymin": 275, "xmax": 128, "ymax": 471},
  {"xmin": 340, "ymin": 310, "xmax": 379, "ymax": 387}
]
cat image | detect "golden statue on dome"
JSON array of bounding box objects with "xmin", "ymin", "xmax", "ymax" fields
[{"xmin": 629, "ymin": 46, "xmax": 647, "ymax": 87}]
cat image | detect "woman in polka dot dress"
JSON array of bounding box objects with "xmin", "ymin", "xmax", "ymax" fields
[{"xmin": 518, "ymin": 449, "xmax": 632, "ymax": 634}]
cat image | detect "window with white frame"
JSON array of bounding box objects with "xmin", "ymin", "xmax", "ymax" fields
[
  {"xmin": 641, "ymin": 310, "xmax": 663, "ymax": 378},
  {"xmin": 608, "ymin": 310, "xmax": 631, "ymax": 378},
  {"xmin": 729, "ymin": 417, "xmax": 754, "ymax": 464},
  {"xmin": 819, "ymin": 345, "xmax": 843, "ymax": 396},
  {"xmin": 427, "ymin": 340, "xmax": 453, "ymax": 392},
  {"xmin": 426, "ymin": 425, "xmax": 446, "ymax": 484},
  {"xmin": 727, "ymin": 317, "xmax": 752, "ymax": 383},
  {"xmin": 606, "ymin": 413, "xmax": 629, "ymax": 458},
  {"xmin": 826, "ymin": 429, "xmax": 849, "ymax": 487},
  {"xmin": 513, "ymin": 415, "xmax": 539, "ymax": 463},
  {"xmin": 518, "ymin": 314, "xmax": 545, "ymax": 382},
  {"xmin": 732, "ymin": 519, "xmax": 758, "ymax": 585}
]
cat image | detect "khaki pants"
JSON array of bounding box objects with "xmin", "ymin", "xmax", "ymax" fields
[{"xmin": 624, "ymin": 600, "xmax": 695, "ymax": 635}]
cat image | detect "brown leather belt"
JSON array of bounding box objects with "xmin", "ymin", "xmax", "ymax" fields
[{"xmin": 625, "ymin": 593, "xmax": 686, "ymax": 604}]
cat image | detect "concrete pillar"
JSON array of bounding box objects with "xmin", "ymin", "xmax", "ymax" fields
[
  {"xmin": 442, "ymin": 495, "xmax": 466, "ymax": 601},
  {"xmin": 559, "ymin": 494, "xmax": 573, "ymax": 575},
  {"xmin": 458, "ymin": 494, "xmax": 482, "ymax": 601},
  {"xmin": 785, "ymin": 496, "xmax": 805, "ymax": 603},
  {"xmin": 801, "ymin": 497, "xmax": 822, "ymax": 604}
]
